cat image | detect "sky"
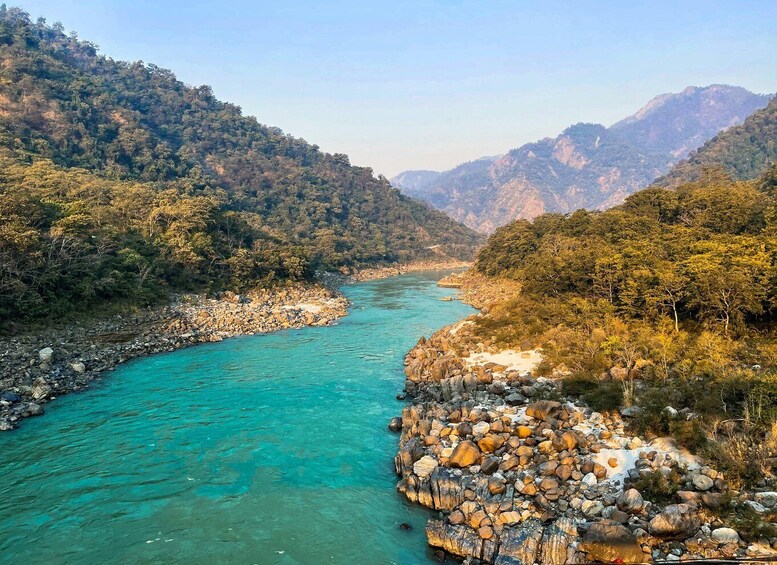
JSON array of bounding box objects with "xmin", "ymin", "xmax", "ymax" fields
[{"xmin": 14, "ymin": 0, "xmax": 777, "ymax": 177}]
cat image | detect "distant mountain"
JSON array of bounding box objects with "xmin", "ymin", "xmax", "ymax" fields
[
  {"xmin": 390, "ymin": 170, "xmax": 442, "ymax": 195},
  {"xmin": 653, "ymin": 95, "xmax": 777, "ymax": 187},
  {"xmin": 393, "ymin": 85, "xmax": 772, "ymax": 232}
]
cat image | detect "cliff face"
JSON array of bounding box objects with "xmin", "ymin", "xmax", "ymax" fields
[{"xmin": 393, "ymin": 86, "xmax": 772, "ymax": 232}]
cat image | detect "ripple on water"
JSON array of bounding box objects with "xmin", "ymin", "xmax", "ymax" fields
[{"xmin": 0, "ymin": 272, "xmax": 474, "ymax": 564}]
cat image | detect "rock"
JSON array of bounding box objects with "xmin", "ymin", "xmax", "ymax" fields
[
  {"xmin": 498, "ymin": 511, "xmax": 521, "ymax": 525},
  {"xmin": 449, "ymin": 440, "xmax": 480, "ymax": 468},
  {"xmin": 582, "ymin": 499, "xmax": 604, "ymax": 518},
  {"xmin": 526, "ymin": 400, "xmax": 561, "ymax": 421},
  {"xmin": 582, "ymin": 472, "xmax": 598, "ymax": 487},
  {"xmin": 478, "ymin": 434, "xmax": 506, "ymax": 453},
  {"xmin": 617, "ymin": 488, "xmax": 644, "ymax": 513},
  {"xmin": 478, "ymin": 525, "xmax": 494, "ymax": 540},
  {"xmin": 388, "ymin": 417, "xmax": 403, "ymax": 432},
  {"xmin": 558, "ymin": 431, "xmax": 578, "ymax": 450},
  {"xmin": 472, "ymin": 421, "xmax": 490, "ymax": 436},
  {"xmin": 700, "ymin": 492, "xmax": 725, "ymax": 510},
  {"xmin": 1, "ymin": 391, "xmax": 21, "ymax": 403},
  {"xmin": 413, "ymin": 455, "xmax": 438, "ymax": 479},
  {"xmin": 38, "ymin": 347, "xmax": 54, "ymax": 363},
  {"xmin": 743, "ymin": 500, "xmax": 767, "ymax": 514},
  {"xmin": 449, "ymin": 509, "xmax": 465, "ymax": 525},
  {"xmin": 582, "ymin": 520, "xmax": 645, "ymax": 564},
  {"xmin": 754, "ymin": 492, "xmax": 777, "ymax": 508},
  {"xmin": 514, "ymin": 425, "xmax": 533, "ymax": 438},
  {"xmin": 426, "ymin": 519, "xmax": 498, "ymax": 562},
  {"xmin": 505, "ymin": 392, "xmax": 526, "ymax": 406},
  {"xmin": 648, "ymin": 504, "xmax": 701, "ymax": 538},
  {"xmin": 70, "ymin": 361, "xmax": 86, "ymax": 373},
  {"xmin": 555, "ymin": 464, "xmax": 572, "ymax": 481},
  {"xmin": 494, "ymin": 519, "xmax": 543, "ymax": 565},
  {"xmin": 399, "ymin": 522, "xmax": 412, "ymax": 530},
  {"xmin": 711, "ymin": 527, "xmax": 740, "ymax": 544},
  {"xmin": 395, "ymin": 438, "xmax": 424, "ymax": 474},
  {"xmin": 539, "ymin": 478, "xmax": 559, "ymax": 492},
  {"xmin": 620, "ymin": 406, "xmax": 641, "ymax": 417},
  {"xmin": 488, "ymin": 476, "xmax": 506, "ymax": 495},
  {"xmin": 542, "ymin": 517, "xmax": 579, "ymax": 565},
  {"xmin": 692, "ymin": 473, "xmax": 714, "ymax": 491},
  {"xmin": 31, "ymin": 380, "xmax": 51, "ymax": 401},
  {"xmin": 481, "ymin": 456, "xmax": 500, "ymax": 475},
  {"xmin": 26, "ymin": 403, "xmax": 44, "ymax": 416}
]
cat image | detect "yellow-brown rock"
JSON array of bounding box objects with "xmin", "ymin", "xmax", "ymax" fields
[{"xmin": 449, "ymin": 440, "xmax": 480, "ymax": 468}]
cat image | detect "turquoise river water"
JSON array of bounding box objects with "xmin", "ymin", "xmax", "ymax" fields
[{"xmin": 0, "ymin": 272, "xmax": 475, "ymax": 564}]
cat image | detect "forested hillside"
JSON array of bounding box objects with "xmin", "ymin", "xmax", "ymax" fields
[
  {"xmin": 474, "ymin": 166, "xmax": 777, "ymax": 485},
  {"xmin": 654, "ymin": 96, "xmax": 777, "ymax": 187},
  {"xmin": 0, "ymin": 8, "xmax": 480, "ymax": 322}
]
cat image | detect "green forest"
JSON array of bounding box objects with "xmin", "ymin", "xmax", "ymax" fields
[
  {"xmin": 655, "ymin": 96, "xmax": 777, "ymax": 186},
  {"xmin": 475, "ymin": 166, "xmax": 777, "ymax": 487},
  {"xmin": 0, "ymin": 7, "xmax": 480, "ymax": 323}
]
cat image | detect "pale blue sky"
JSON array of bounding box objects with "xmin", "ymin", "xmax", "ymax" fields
[{"xmin": 14, "ymin": 0, "xmax": 777, "ymax": 176}]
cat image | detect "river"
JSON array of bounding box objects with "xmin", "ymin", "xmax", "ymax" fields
[{"xmin": 0, "ymin": 272, "xmax": 475, "ymax": 564}]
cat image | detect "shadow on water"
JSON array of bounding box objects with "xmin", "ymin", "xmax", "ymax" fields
[{"xmin": 0, "ymin": 272, "xmax": 475, "ymax": 565}]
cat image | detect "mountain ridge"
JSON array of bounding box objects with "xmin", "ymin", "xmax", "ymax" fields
[{"xmin": 393, "ymin": 85, "xmax": 772, "ymax": 232}]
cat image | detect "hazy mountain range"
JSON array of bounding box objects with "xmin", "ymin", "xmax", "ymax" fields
[{"xmin": 392, "ymin": 85, "xmax": 772, "ymax": 232}]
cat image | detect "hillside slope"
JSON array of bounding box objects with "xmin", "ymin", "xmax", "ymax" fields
[
  {"xmin": 653, "ymin": 96, "xmax": 777, "ymax": 187},
  {"xmin": 393, "ymin": 86, "xmax": 771, "ymax": 232},
  {"xmin": 0, "ymin": 8, "xmax": 481, "ymax": 321}
]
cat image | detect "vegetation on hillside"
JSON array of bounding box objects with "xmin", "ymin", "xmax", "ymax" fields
[
  {"xmin": 0, "ymin": 7, "xmax": 480, "ymax": 324},
  {"xmin": 474, "ymin": 166, "xmax": 777, "ymax": 487},
  {"xmin": 655, "ymin": 96, "xmax": 777, "ymax": 186}
]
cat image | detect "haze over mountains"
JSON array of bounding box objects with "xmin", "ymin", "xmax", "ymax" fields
[{"xmin": 392, "ymin": 85, "xmax": 772, "ymax": 232}]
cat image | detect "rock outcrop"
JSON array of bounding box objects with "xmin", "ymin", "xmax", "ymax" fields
[{"xmin": 392, "ymin": 316, "xmax": 777, "ymax": 563}]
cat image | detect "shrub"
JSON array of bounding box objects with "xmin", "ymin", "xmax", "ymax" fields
[{"xmin": 630, "ymin": 469, "xmax": 683, "ymax": 505}]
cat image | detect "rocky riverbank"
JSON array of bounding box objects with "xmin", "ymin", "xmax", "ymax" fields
[
  {"xmin": 0, "ymin": 285, "xmax": 348, "ymax": 431},
  {"xmin": 391, "ymin": 279, "xmax": 777, "ymax": 563},
  {"xmin": 351, "ymin": 259, "xmax": 472, "ymax": 282}
]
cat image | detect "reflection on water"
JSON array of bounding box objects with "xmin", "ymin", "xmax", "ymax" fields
[{"xmin": 0, "ymin": 272, "xmax": 474, "ymax": 564}]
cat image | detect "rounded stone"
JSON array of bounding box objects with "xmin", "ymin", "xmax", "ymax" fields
[{"xmin": 449, "ymin": 440, "xmax": 481, "ymax": 468}]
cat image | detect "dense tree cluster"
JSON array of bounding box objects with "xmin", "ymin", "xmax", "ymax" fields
[
  {"xmin": 0, "ymin": 7, "xmax": 480, "ymax": 323},
  {"xmin": 473, "ymin": 168, "xmax": 777, "ymax": 480},
  {"xmin": 477, "ymin": 167, "xmax": 776, "ymax": 335}
]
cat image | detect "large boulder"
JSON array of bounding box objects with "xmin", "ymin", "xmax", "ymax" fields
[
  {"xmin": 31, "ymin": 379, "xmax": 51, "ymax": 401},
  {"xmin": 38, "ymin": 347, "xmax": 54, "ymax": 363},
  {"xmin": 648, "ymin": 504, "xmax": 701, "ymax": 539},
  {"xmin": 711, "ymin": 527, "xmax": 740, "ymax": 544},
  {"xmin": 617, "ymin": 488, "xmax": 645, "ymax": 513},
  {"xmin": 413, "ymin": 455, "xmax": 438, "ymax": 479},
  {"xmin": 395, "ymin": 438, "xmax": 424, "ymax": 474},
  {"xmin": 494, "ymin": 520, "xmax": 544, "ymax": 565},
  {"xmin": 449, "ymin": 440, "xmax": 480, "ymax": 468},
  {"xmin": 526, "ymin": 400, "xmax": 561, "ymax": 421},
  {"xmin": 1, "ymin": 391, "xmax": 21, "ymax": 403},
  {"xmin": 541, "ymin": 517, "xmax": 579, "ymax": 564},
  {"xmin": 426, "ymin": 519, "xmax": 498, "ymax": 562},
  {"xmin": 581, "ymin": 520, "xmax": 645, "ymax": 564}
]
